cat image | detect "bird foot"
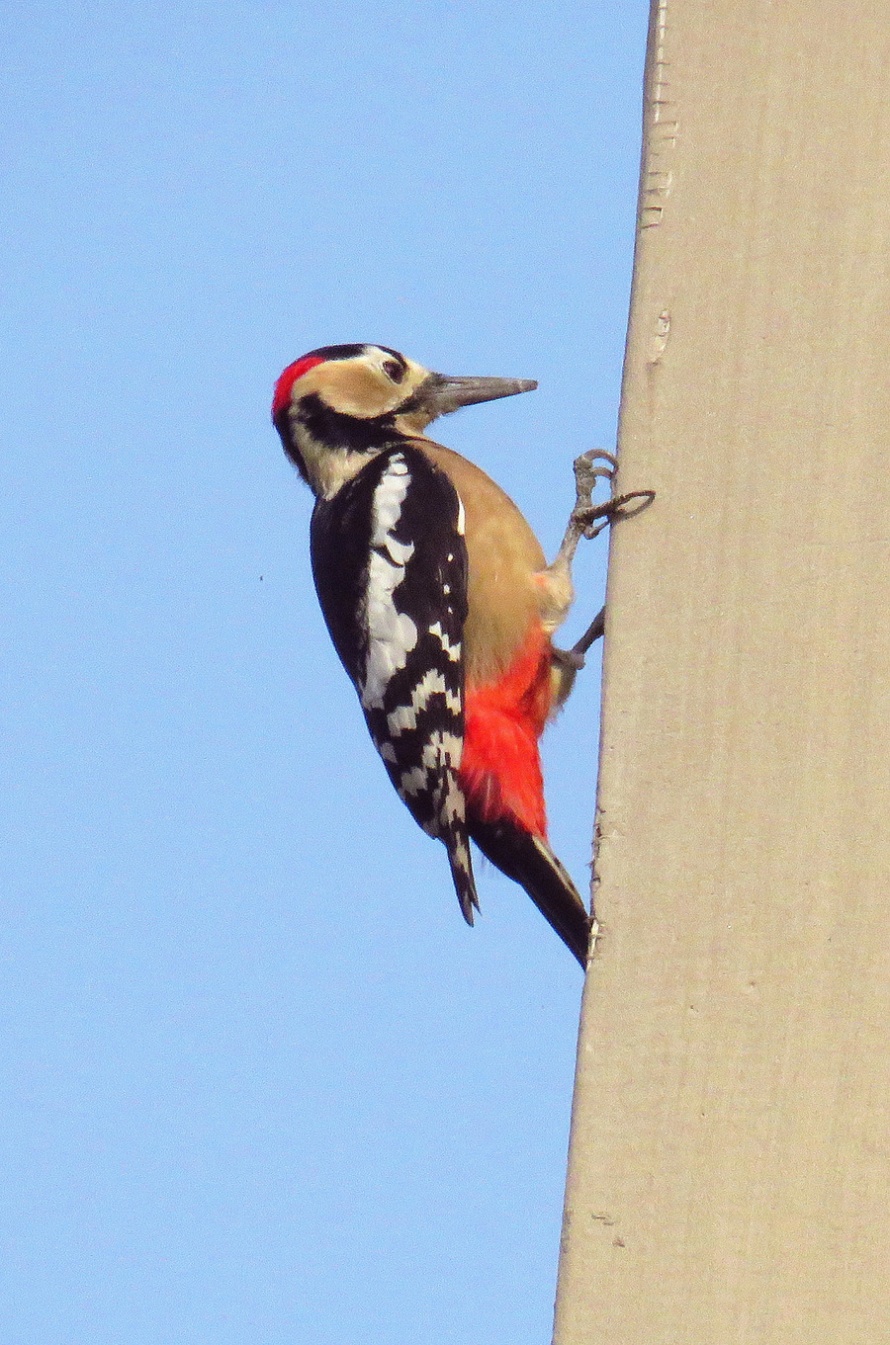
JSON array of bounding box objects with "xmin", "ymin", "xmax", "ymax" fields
[
  {"xmin": 548, "ymin": 452, "xmax": 654, "ymax": 674},
  {"xmin": 569, "ymin": 448, "xmax": 655, "ymax": 542},
  {"xmin": 555, "ymin": 448, "xmax": 654, "ymax": 574}
]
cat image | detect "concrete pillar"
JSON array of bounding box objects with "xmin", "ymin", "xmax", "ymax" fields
[{"xmin": 554, "ymin": 3, "xmax": 890, "ymax": 1340}]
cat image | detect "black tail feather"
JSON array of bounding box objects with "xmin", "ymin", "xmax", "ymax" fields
[
  {"xmin": 446, "ymin": 829, "xmax": 480, "ymax": 926},
  {"xmin": 468, "ymin": 818, "xmax": 592, "ymax": 967}
]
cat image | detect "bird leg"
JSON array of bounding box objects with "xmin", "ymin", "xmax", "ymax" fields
[
  {"xmin": 545, "ymin": 449, "xmax": 654, "ymax": 697},
  {"xmin": 563, "ymin": 605, "xmax": 606, "ymax": 665}
]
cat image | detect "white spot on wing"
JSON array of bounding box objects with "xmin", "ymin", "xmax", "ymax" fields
[
  {"xmin": 387, "ymin": 704, "xmax": 419, "ymax": 735},
  {"xmin": 429, "ymin": 621, "xmax": 461, "ymax": 662},
  {"xmin": 386, "ymin": 670, "xmax": 461, "ymax": 737},
  {"xmin": 399, "ymin": 766, "xmax": 429, "ymax": 797},
  {"xmin": 361, "ymin": 455, "xmax": 418, "ymax": 710},
  {"xmin": 383, "ymin": 536, "xmax": 414, "ymax": 566},
  {"xmin": 398, "ymin": 730, "xmax": 462, "ymax": 800}
]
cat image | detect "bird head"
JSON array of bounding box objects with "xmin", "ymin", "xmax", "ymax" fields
[{"xmin": 272, "ymin": 343, "xmax": 536, "ymax": 498}]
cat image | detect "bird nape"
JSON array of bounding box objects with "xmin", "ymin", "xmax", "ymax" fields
[{"xmin": 272, "ymin": 343, "xmax": 648, "ymax": 968}]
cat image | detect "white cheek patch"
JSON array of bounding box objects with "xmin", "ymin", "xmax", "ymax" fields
[{"xmin": 361, "ymin": 455, "xmax": 418, "ymax": 710}]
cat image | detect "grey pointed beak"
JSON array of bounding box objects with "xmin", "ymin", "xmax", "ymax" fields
[{"xmin": 418, "ymin": 372, "xmax": 537, "ymax": 418}]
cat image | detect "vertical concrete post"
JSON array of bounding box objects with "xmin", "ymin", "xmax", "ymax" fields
[{"xmin": 554, "ymin": 3, "xmax": 890, "ymax": 1341}]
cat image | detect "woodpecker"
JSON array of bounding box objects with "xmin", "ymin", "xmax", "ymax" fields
[{"xmin": 272, "ymin": 343, "xmax": 637, "ymax": 967}]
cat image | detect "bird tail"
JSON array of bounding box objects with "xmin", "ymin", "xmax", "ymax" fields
[
  {"xmin": 468, "ymin": 818, "xmax": 591, "ymax": 967},
  {"xmin": 445, "ymin": 827, "xmax": 481, "ymax": 926}
]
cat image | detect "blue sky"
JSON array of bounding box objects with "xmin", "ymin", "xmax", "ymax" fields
[{"xmin": 1, "ymin": 2, "xmax": 648, "ymax": 1340}]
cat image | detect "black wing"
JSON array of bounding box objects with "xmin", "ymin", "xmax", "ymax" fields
[{"xmin": 310, "ymin": 445, "xmax": 479, "ymax": 921}]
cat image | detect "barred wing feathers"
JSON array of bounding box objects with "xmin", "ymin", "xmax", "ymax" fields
[{"xmin": 310, "ymin": 446, "xmax": 479, "ymax": 921}]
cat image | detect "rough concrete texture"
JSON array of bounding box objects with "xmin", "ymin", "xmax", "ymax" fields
[{"xmin": 553, "ymin": 2, "xmax": 890, "ymax": 1341}]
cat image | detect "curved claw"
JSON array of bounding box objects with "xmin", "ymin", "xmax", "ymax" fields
[
  {"xmin": 572, "ymin": 450, "xmax": 618, "ymax": 509},
  {"xmin": 607, "ymin": 488, "xmax": 656, "ymax": 520},
  {"xmin": 584, "ymin": 489, "xmax": 657, "ymax": 537},
  {"xmin": 574, "ymin": 448, "xmax": 619, "ymax": 473}
]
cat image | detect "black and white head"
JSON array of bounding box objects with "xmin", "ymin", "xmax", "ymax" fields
[{"xmin": 272, "ymin": 343, "xmax": 536, "ymax": 498}]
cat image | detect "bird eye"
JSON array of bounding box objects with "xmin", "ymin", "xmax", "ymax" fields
[{"xmin": 382, "ymin": 359, "xmax": 404, "ymax": 383}]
